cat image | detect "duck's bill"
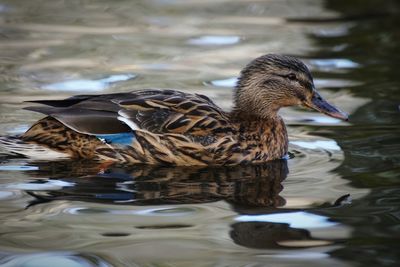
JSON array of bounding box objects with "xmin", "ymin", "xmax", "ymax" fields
[{"xmin": 303, "ymin": 92, "xmax": 349, "ymax": 121}]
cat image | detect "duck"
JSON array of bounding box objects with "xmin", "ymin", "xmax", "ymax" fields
[{"xmin": 0, "ymin": 54, "xmax": 348, "ymax": 166}]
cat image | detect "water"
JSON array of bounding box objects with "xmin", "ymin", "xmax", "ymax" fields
[{"xmin": 0, "ymin": 0, "xmax": 399, "ymax": 266}]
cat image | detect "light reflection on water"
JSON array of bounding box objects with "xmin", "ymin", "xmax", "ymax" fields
[
  {"xmin": 42, "ymin": 74, "xmax": 136, "ymax": 92},
  {"xmin": 308, "ymin": 59, "xmax": 360, "ymax": 70},
  {"xmin": 236, "ymin": 211, "xmax": 338, "ymax": 229},
  {"xmin": 0, "ymin": 0, "xmax": 399, "ymax": 266},
  {"xmin": 0, "ymin": 252, "xmax": 113, "ymax": 267},
  {"xmin": 290, "ymin": 140, "xmax": 341, "ymax": 151},
  {"xmin": 187, "ymin": 35, "xmax": 241, "ymax": 46}
]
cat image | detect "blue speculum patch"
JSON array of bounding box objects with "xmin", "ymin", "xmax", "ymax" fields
[{"xmin": 95, "ymin": 132, "xmax": 135, "ymax": 145}]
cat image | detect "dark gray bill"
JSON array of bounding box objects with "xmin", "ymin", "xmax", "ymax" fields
[{"xmin": 305, "ymin": 91, "xmax": 349, "ymax": 121}]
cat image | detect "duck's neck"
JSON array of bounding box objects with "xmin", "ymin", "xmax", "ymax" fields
[
  {"xmin": 230, "ymin": 106, "xmax": 278, "ymax": 122},
  {"xmin": 230, "ymin": 110, "xmax": 284, "ymax": 134}
]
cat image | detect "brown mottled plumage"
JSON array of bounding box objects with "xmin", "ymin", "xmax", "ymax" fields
[{"xmin": 0, "ymin": 54, "xmax": 348, "ymax": 166}]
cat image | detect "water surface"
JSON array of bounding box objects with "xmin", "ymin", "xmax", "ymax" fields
[{"xmin": 0, "ymin": 0, "xmax": 399, "ymax": 266}]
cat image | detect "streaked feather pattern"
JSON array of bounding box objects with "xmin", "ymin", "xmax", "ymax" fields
[
  {"xmin": 0, "ymin": 88, "xmax": 289, "ymax": 166},
  {"xmin": 115, "ymin": 90, "xmax": 236, "ymax": 139}
]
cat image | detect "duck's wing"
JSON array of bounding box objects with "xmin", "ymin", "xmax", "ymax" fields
[
  {"xmin": 24, "ymin": 90, "xmax": 235, "ymax": 142},
  {"xmin": 114, "ymin": 89, "xmax": 236, "ymax": 143}
]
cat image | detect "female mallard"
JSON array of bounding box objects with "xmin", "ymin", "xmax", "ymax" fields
[{"xmin": 0, "ymin": 54, "xmax": 348, "ymax": 166}]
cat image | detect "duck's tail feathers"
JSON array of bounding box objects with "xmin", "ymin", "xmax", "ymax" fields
[{"xmin": 0, "ymin": 136, "xmax": 70, "ymax": 160}]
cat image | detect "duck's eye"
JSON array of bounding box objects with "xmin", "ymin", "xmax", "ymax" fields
[{"xmin": 287, "ymin": 73, "xmax": 297, "ymax": 81}]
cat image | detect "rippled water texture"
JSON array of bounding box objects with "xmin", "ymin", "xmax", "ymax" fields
[{"xmin": 0, "ymin": 0, "xmax": 399, "ymax": 266}]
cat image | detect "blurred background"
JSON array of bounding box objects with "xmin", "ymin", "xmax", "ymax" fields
[{"xmin": 0, "ymin": 0, "xmax": 399, "ymax": 266}]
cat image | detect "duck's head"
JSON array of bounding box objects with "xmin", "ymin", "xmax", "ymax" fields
[{"xmin": 234, "ymin": 54, "xmax": 348, "ymax": 121}]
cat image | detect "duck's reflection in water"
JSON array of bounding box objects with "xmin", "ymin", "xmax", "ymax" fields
[
  {"xmin": 24, "ymin": 160, "xmax": 335, "ymax": 250},
  {"xmin": 26, "ymin": 160, "xmax": 287, "ymax": 206}
]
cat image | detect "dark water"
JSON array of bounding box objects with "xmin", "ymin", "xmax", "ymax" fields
[{"xmin": 0, "ymin": 0, "xmax": 399, "ymax": 266}]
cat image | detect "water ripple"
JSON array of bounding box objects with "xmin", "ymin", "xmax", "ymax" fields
[
  {"xmin": 0, "ymin": 190, "xmax": 16, "ymax": 200},
  {"xmin": 314, "ymin": 78, "xmax": 361, "ymax": 88},
  {"xmin": 0, "ymin": 252, "xmax": 112, "ymax": 267},
  {"xmin": 236, "ymin": 211, "xmax": 338, "ymax": 229},
  {"xmin": 188, "ymin": 35, "xmax": 240, "ymax": 46},
  {"xmin": 0, "ymin": 165, "xmax": 39, "ymax": 171},
  {"xmin": 309, "ymin": 59, "xmax": 360, "ymax": 70},
  {"xmin": 134, "ymin": 207, "xmax": 198, "ymax": 216},
  {"xmin": 313, "ymin": 25, "xmax": 351, "ymax": 38},
  {"xmin": 291, "ymin": 140, "xmax": 341, "ymax": 151},
  {"xmin": 67, "ymin": 206, "xmax": 198, "ymax": 217},
  {"xmin": 41, "ymin": 74, "xmax": 136, "ymax": 92},
  {"xmin": 206, "ymin": 77, "xmax": 237, "ymax": 87},
  {"xmin": 5, "ymin": 180, "xmax": 75, "ymax": 191}
]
